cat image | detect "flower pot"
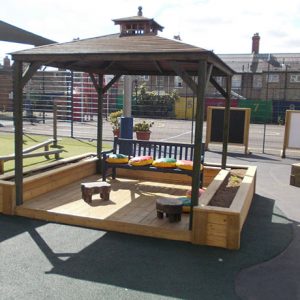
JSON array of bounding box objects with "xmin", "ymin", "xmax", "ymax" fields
[
  {"xmin": 136, "ymin": 131, "xmax": 151, "ymax": 140},
  {"xmin": 113, "ymin": 129, "xmax": 120, "ymax": 137}
]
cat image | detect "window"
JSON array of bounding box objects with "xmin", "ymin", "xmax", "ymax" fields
[
  {"xmin": 139, "ymin": 75, "xmax": 149, "ymax": 81},
  {"xmin": 214, "ymin": 76, "xmax": 224, "ymax": 87},
  {"xmin": 267, "ymin": 74, "xmax": 279, "ymax": 83},
  {"xmin": 290, "ymin": 74, "xmax": 300, "ymax": 83},
  {"xmin": 253, "ymin": 74, "xmax": 262, "ymax": 88},
  {"xmin": 157, "ymin": 76, "xmax": 165, "ymax": 90},
  {"xmin": 232, "ymin": 75, "xmax": 241, "ymax": 88},
  {"xmin": 174, "ymin": 76, "xmax": 183, "ymax": 88}
]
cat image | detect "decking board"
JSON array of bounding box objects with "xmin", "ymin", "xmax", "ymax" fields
[{"xmin": 16, "ymin": 176, "xmax": 191, "ymax": 242}]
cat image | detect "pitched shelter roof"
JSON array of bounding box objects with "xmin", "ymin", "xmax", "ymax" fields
[
  {"xmin": 11, "ymin": 6, "xmax": 234, "ymax": 77},
  {"xmin": 11, "ymin": 33, "xmax": 234, "ymax": 77}
]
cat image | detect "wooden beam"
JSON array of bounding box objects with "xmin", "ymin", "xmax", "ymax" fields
[
  {"xmin": 153, "ymin": 61, "xmax": 163, "ymax": 74},
  {"xmin": 190, "ymin": 60, "xmax": 207, "ymax": 229},
  {"xmin": 89, "ymin": 73, "xmax": 122, "ymax": 95},
  {"xmin": 12, "ymin": 52, "xmax": 213, "ymax": 63},
  {"xmin": 88, "ymin": 73, "xmax": 99, "ymax": 91},
  {"xmin": 210, "ymin": 77, "xmax": 228, "ymax": 98},
  {"xmin": 97, "ymin": 74, "xmax": 104, "ymax": 173},
  {"xmin": 13, "ymin": 61, "xmax": 24, "ymax": 206},
  {"xmin": 21, "ymin": 62, "xmax": 42, "ymax": 88},
  {"xmin": 103, "ymin": 74, "xmax": 122, "ymax": 94},
  {"xmin": 206, "ymin": 64, "xmax": 213, "ymax": 89},
  {"xmin": 102, "ymin": 61, "xmax": 116, "ymax": 73},
  {"xmin": 170, "ymin": 61, "xmax": 197, "ymax": 94}
]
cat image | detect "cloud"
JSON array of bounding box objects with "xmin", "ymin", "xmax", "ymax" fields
[{"xmin": 1, "ymin": 0, "xmax": 300, "ymax": 59}]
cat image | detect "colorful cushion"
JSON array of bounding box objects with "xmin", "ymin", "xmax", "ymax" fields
[
  {"xmin": 106, "ymin": 153, "xmax": 129, "ymax": 164},
  {"xmin": 176, "ymin": 160, "xmax": 203, "ymax": 171},
  {"xmin": 176, "ymin": 160, "xmax": 193, "ymax": 170},
  {"xmin": 186, "ymin": 188, "xmax": 205, "ymax": 198},
  {"xmin": 178, "ymin": 197, "xmax": 192, "ymax": 213},
  {"xmin": 152, "ymin": 158, "xmax": 177, "ymax": 168},
  {"xmin": 129, "ymin": 155, "xmax": 153, "ymax": 166}
]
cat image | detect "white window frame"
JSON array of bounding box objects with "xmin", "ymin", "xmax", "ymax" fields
[
  {"xmin": 174, "ymin": 76, "xmax": 183, "ymax": 88},
  {"xmin": 290, "ymin": 74, "xmax": 300, "ymax": 83},
  {"xmin": 232, "ymin": 75, "xmax": 241, "ymax": 88},
  {"xmin": 139, "ymin": 75, "xmax": 149, "ymax": 81},
  {"xmin": 267, "ymin": 73, "xmax": 279, "ymax": 83},
  {"xmin": 253, "ymin": 74, "xmax": 262, "ymax": 88}
]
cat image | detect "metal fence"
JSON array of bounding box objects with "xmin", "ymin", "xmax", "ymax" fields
[{"xmin": 1, "ymin": 67, "xmax": 300, "ymax": 156}]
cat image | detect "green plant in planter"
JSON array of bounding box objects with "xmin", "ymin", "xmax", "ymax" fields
[
  {"xmin": 135, "ymin": 83, "xmax": 179, "ymax": 117},
  {"xmin": 109, "ymin": 110, "xmax": 123, "ymax": 130},
  {"xmin": 133, "ymin": 120, "xmax": 154, "ymax": 132}
]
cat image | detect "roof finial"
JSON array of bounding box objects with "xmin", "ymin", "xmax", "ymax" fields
[{"xmin": 138, "ymin": 6, "xmax": 143, "ymax": 16}]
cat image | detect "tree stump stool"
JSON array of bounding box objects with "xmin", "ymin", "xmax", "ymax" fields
[
  {"xmin": 156, "ymin": 198, "xmax": 183, "ymax": 222},
  {"xmin": 81, "ymin": 182, "xmax": 111, "ymax": 203}
]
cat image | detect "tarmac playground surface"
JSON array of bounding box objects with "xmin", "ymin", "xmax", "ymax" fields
[{"xmin": 1, "ymin": 149, "xmax": 300, "ymax": 299}]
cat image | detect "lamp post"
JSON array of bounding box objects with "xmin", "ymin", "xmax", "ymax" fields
[
  {"xmin": 120, "ymin": 75, "xmax": 133, "ymax": 153},
  {"xmin": 262, "ymin": 56, "xmax": 270, "ymax": 153}
]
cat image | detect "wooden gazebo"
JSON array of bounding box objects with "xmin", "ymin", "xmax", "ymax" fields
[{"xmin": 11, "ymin": 8, "xmax": 234, "ymax": 224}]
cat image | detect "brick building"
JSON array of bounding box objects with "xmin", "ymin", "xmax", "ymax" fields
[{"xmin": 0, "ymin": 56, "xmax": 13, "ymax": 111}]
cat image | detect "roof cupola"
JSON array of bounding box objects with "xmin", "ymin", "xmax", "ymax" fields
[{"xmin": 113, "ymin": 7, "xmax": 164, "ymax": 37}]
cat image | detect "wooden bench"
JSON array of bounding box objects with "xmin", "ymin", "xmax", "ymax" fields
[
  {"xmin": 101, "ymin": 137, "xmax": 204, "ymax": 183},
  {"xmin": 0, "ymin": 139, "xmax": 62, "ymax": 175}
]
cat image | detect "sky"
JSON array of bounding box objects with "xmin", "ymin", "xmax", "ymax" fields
[{"xmin": 1, "ymin": 0, "xmax": 300, "ymax": 62}]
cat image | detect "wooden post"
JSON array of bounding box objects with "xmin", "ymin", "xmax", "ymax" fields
[
  {"xmin": 190, "ymin": 60, "xmax": 207, "ymax": 229},
  {"xmin": 53, "ymin": 103, "xmax": 58, "ymax": 147},
  {"xmin": 13, "ymin": 61, "xmax": 24, "ymax": 206},
  {"xmin": 97, "ymin": 74, "xmax": 104, "ymax": 173},
  {"xmin": 0, "ymin": 160, "xmax": 4, "ymax": 175},
  {"xmin": 221, "ymin": 76, "xmax": 231, "ymax": 169}
]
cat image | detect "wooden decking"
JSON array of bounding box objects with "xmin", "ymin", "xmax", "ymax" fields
[{"xmin": 15, "ymin": 175, "xmax": 192, "ymax": 242}]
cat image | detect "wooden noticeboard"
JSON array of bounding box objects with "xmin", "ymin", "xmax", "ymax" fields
[
  {"xmin": 282, "ymin": 110, "xmax": 300, "ymax": 158},
  {"xmin": 205, "ymin": 106, "xmax": 251, "ymax": 154}
]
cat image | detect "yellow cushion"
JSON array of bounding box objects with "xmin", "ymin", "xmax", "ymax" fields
[
  {"xmin": 152, "ymin": 158, "xmax": 177, "ymax": 168},
  {"xmin": 178, "ymin": 197, "xmax": 192, "ymax": 213},
  {"xmin": 106, "ymin": 154, "xmax": 129, "ymax": 164},
  {"xmin": 176, "ymin": 160, "xmax": 193, "ymax": 170},
  {"xmin": 176, "ymin": 160, "xmax": 203, "ymax": 171},
  {"xmin": 129, "ymin": 155, "xmax": 153, "ymax": 166}
]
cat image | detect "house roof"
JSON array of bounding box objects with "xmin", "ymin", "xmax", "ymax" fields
[
  {"xmin": 11, "ymin": 33, "xmax": 235, "ymax": 77},
  {"xmin": 219, "ymin": 53, "xmax": 300, "ymax": 73}
]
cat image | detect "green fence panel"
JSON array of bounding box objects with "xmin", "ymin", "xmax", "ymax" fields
[
  {"xmin": 116, "ymin": 95, "xmax": 124, "ymax": 110},
  {"xmin": 238, "ymin": 99, "xmax": 273, "ymax": 123}
]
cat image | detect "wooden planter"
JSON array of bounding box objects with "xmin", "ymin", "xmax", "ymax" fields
[
  {"xmin": 0, "ymin": 154, "xmax": 97, "ymax": 215},
  {"xmin": 192, "ymin": 165, "xmax": 257, "ymax": 250}
]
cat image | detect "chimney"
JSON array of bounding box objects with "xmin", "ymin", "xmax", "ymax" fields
[
  {"xmin": 252, "ymin": 33, "xmax": 260, "ymax": 54},
  {"xmin": 3, "ymin": 56, "xmax": 11, "ymax": 69}
]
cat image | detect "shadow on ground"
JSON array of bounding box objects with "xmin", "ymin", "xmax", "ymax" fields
[
  {"xmin": 0, "ymin": 195, "xmax": 293, "ymax": 300},
  {"xmin": 236, "ymin": 219, "xmax": 300, "ymax": 300}
]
